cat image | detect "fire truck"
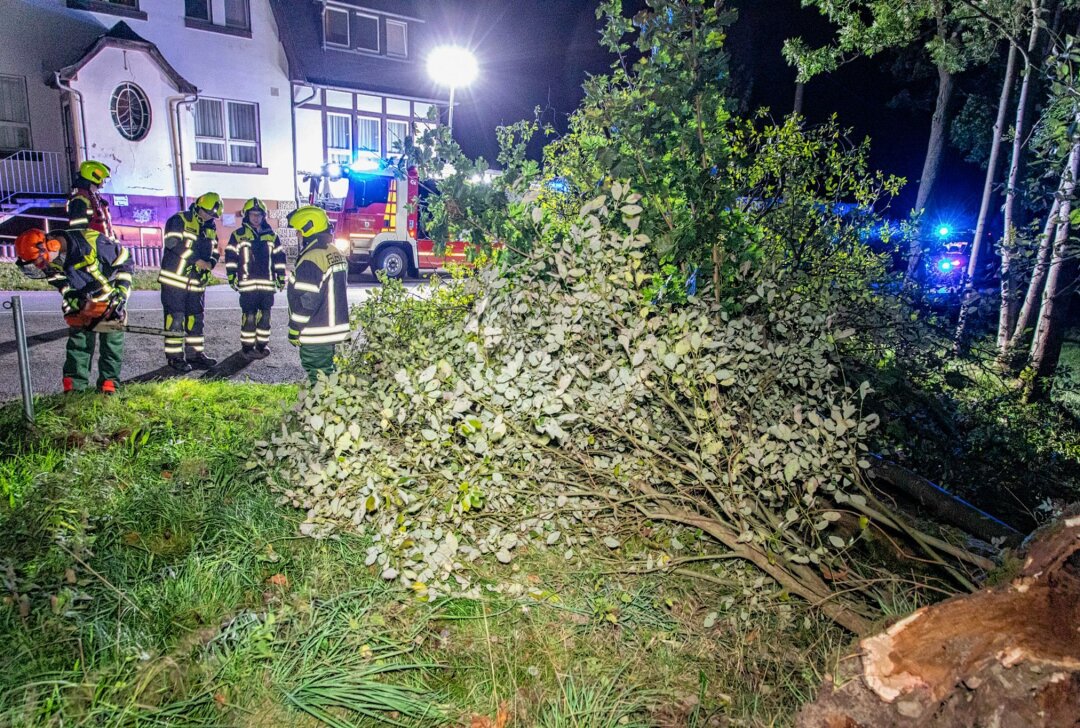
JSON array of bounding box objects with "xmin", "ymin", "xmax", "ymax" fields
[{"xmin": 304, "ymin": 158, "xmax": 470, "ymax": 280}]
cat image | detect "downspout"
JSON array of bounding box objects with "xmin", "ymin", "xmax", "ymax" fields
[
  {"xmin": 167, "ymin": 92, "xmax": 198, "ymax": 208},
  {"xmin": 291, "ymin": 83, "xmax": 318, "ymax": 205},
  {"xmin": 54, "ymin": 73, "xmax": 88, "ymax": 163}
]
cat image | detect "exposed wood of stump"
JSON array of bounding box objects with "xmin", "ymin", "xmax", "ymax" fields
[{"xmin": 797, "ymin": 516, "xmax": 1080, "ymax": 728}]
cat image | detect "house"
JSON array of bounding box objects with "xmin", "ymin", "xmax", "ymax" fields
[
  {"xmin": 269, "ymin": 0, "xmax": 447, "ymax": 205},
  {"xmin": 0, "ymin": 0, "xmax": 448, "ymax": 259}
]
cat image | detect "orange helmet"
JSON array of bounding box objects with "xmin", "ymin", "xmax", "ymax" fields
[{"xmin": 15, "ymin": 229, "xmax": 62, "ymax": 268}]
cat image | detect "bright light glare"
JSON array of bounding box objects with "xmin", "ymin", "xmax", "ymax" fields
[
  {"xmin": 326, "ymin": 163, "xmax": 343, "ymax": 179},
  {"xmin": 352, "ymin": 151, "xmax": 382, "ymax": 172},
  {"xmin": 334, "ymin": 237, "xmax": 350, "ymax": 253},
  {"xmin": 427, "ymin": 46, "xmax": 478, "ymax": 88},
  {"xmin": 936, "ymin": 258, "xmax": 954, "ymax": 272},
  {"xmin": 937, "ymin": 225, "xmax": 951, "ymax": 237}
]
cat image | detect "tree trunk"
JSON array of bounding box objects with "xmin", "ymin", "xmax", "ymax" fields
[
  {"xmin": 997, "ymin": 1, "xmax": 1044, "ymax": 356},
  {"xmin": 793, "ymin": 81, "xmax": 805, "ymax": 115},
  {"xmin": 906, "ymin": 66, "xmax": 955, "ymax": 281},
  {"xmin": 1004, "ymin": 194, "xmax": 1060, "ymax": 368},
  {"xmin": 1025, "ymin": 130, "xmax": 1080, "ymax": 401},
  {"xmin": 954, "ymin": 40, "xmax": 1018, "ymax": 349}
]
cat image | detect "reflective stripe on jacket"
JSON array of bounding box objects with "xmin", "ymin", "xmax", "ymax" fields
[
  {"xmin": 67, "ymin": 184, "xmax": 115, "ymax": 239},
  {"xmin": 44, "ymin": 229, "xmax": 133, "ymax": 313},
  {"xmin": 287, "ymin": 238, "xmax": 350, "ymax": 345},
  {"xmin": 225, "ymin": 222, "xmax": 287, "ymax": 292},
  {"xmin": 159, "ymin": 209, "xmax": 219, "ymax": 292}
]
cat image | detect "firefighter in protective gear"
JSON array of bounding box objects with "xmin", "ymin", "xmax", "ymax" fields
[
  {"xmin": 225, "ymin": 198, "xmax": 287, "ymax": 360},
  {"xmin": 159, "ymin": 192, "xmax": 222, "ymax": 372},
  {"xmin": 14, "ymin": 227, "xmax": 133, "ymax": 394},
  {"xmin": 68, "ymin": 160, "xmax": 115, "ymax": 238},
  {"xmin": 286, "ymin": 205, "xmax": 350, "ymax": 383}
]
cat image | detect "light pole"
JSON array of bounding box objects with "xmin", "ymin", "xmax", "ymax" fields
[{"xmin": 426, "ymin": 46, "xmax": 478, "ymax": 135}]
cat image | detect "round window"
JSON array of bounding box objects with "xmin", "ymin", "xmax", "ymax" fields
[{"xmin": 110, "ymin": 83, "xmax": 151, "ymax": 141}]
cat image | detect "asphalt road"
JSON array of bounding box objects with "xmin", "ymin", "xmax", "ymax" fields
[{"xmin": 0, "ymin": 273, "xmax": 403, "ymax": 400}]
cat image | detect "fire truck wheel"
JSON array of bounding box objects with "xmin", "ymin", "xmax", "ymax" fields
[{"xmin": 373, "ymin": 246, "xmax": 408, "ymax": 281}]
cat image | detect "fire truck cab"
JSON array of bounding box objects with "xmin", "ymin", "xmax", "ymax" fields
[{"xmin": 308, "ymin": 159, "xmax": 468, "ymax": 280}]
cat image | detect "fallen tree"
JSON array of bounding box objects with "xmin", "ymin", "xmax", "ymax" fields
[
  {"xmin": 796, "ymin": 514, "xmax": 1080, "ymax": 727},
  {"xmin": 256, "ymin": 188, "xmax": 992, "ymax": 634}
]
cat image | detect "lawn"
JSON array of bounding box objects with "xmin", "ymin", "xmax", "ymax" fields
[{"xmin": 0, "ymin": 382, "xmax": 845, "ymax": 727}]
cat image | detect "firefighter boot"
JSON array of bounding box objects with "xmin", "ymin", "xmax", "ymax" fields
[
  {"xmin": 187, "ymin": 352, "xmax": 218, "ymax": 370},
  {"xmin": 99, "ymin": 380, "xmax": 117, "ymax": 395},
  {"xmin": 168, "ymin": 357, "xmax": 193, "ymax": 373},
  {"xmin": 253, "ymin": 344, "xmax": 271, "ymax": 359},
  {"xmin": 241, "ymin": 345, "xmax": 260, "ymax": 361}
]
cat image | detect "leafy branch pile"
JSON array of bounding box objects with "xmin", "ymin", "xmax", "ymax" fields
[{"xmin": 257, "ymin": 188, "xmax": 978, "ymax": 633}]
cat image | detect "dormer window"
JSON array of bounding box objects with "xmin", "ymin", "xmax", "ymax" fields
[{"xmin": 323, "ymin": 5, "xmax": 408, "ymax": 59}]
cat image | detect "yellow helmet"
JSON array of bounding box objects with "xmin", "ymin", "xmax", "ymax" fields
[
  {"xmin": 79, "ymin": 160, "xmax": 111, "ymax": 185},
  {"xmin": 241, "ymin": 197, "xmax": 268, "ymax": 217},
  {"xmin": 193, "ymin": 192, "xmax": 223, "ymax": 217},
  {"xmin": 287, "ymin": 205, "xmax": 332, "ymax": 238}
]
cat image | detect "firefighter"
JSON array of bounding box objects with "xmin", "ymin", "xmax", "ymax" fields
[
  {"xmin": 14, "ymin": 227, "xmax": 132, "ymax": 394},
  {"xmin": 159, "ymin": 193, "xmax": 222, "ymax": 372},
  {"xmin": 224, "ymin": 198, "xmax": 287, "ymax": 359},
  {"xmin": 286, "ymin": 206, "xmax": 350, "ymax": 383},
  {"xmin": 68, "ymin": 160, "xmax": 115, "ymax": 238}
]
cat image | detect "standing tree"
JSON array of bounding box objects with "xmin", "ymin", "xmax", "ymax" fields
[{"xmin": 785, "ymin": 0, "xmax": 1002, "ymax": 278}]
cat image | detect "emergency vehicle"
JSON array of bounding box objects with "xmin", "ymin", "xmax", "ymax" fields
[{"xmin": 304, "ymin": 157, "xmax": 471, "ymax": 280}]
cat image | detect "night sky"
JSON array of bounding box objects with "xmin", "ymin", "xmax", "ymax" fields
[{"xmin": 427, "ymin": 0, "xmax": 984, "ymax": 221}]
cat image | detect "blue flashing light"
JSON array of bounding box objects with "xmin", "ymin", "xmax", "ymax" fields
[
  {"xmin": 351, "ymin": 151, "xmax": 382, "ymax": 172},
  {"xmin": 936, "ymin": 258, "xmax": 955, "ymax": 273},
  {"xmin": 937, "ymin": 225, "xmax": 951, "ymax": 238}
]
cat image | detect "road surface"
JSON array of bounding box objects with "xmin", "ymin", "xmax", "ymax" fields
[{"xmin": 0, "ymin": 273, "xmax": 404, "ymax": 400}]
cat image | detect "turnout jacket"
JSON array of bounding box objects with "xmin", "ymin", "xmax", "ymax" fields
[
  {"xmin": 287, "ymin": 237, "xmax": 350, "ymax": 345},
  {"xmin": 225, "ymin": 221, "xmax": 287, "ymax": 292},
  {"xmin": 67, "ymin": 182, "xmax": 115, "ymax": 239},
  {"xmin": 159, "ymin": 209, "xmax": 220, "ymax": 292},
  {"xmin": 43, "ymin": 229, "xmax": 133, "ymax": 313}
]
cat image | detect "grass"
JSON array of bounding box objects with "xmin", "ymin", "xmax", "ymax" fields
[
  {"xmin": 0, "ymin": 381, "xmax": 849, "ymax": 727},
  {"xmin": 0, "ymin": 263, "xmax": 224, "ymax": 291}
]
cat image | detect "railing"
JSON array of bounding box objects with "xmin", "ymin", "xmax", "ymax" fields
[
  {"xmin": 0, "ymin": 241, "xmax": 163, "ymax": 269},
  {"xmin": 0, "ymin": 150, "xmax": 68, "ymax": 206}
]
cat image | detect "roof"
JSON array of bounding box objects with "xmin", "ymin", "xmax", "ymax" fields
[
  {"xmin": 56, "ymin": 21, "xmax": 198, "ymax": 95},
  {"xmin": 269, "ymin": 0, "xmax": 447, "ymax": 102}
]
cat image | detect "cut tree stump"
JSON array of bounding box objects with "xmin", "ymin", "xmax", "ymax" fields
[{"xmin": 797, "ymin": 515, "xmax": 1080, "ymax": 728}]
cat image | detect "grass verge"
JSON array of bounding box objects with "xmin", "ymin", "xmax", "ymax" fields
[{"xmin": 0, "ymin": 381, "xmax": 847, "ymax": 727}]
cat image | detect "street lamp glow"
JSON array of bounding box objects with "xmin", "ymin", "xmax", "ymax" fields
[{"xmin": 427, "ymin": 46, "xmax": 478, "ymax": 133}]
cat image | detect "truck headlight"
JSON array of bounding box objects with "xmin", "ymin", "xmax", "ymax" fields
[{"xmin": 333, "ymin": 237, "xmax": 350, "ymax": 254}]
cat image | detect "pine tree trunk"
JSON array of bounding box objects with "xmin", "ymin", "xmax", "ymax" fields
[
  {"xmin": 907, "ymin": 66, "xmax": 955, "ymax": 281},
  {"xmin": 998, "ymin": 0, "xmax": 1046, "ymax": 356},
  {"xmin": 955, "ymin": 41, "xmax": 1018, "ymax": 349}
]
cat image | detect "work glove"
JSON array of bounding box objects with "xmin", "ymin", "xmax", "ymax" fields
[
  {"xmin": 62, "ymin": 293, "xmax": 82, "ymax": 315},
  {"xmin": 228, "ymin": 274, "xmax": 239, "ymax": 291},
  {"xmin": 288, "ymin": 329, "xmax": 300, "ymax": 347},
  {"xmin": 105, "ymin": 290, "xmax": 127, "ymax": 322},
  {"xmin": 275, "ymin": 277, "xmax": 286, "ymax": 292},
  {"xmin": 201, "ymin": 270, "xmax": 215, "ymax": 286}
]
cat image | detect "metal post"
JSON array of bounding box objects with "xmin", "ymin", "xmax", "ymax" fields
[
  {"xmin": 448, "ymin": 85, "xmax": 457, "ymax": 135},
  {"xmin": 7, "ymin": 296, "xmax": 35, "ymax": 424}
]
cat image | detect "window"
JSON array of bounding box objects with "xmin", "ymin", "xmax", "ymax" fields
[
  {"xmin": 386, "ymin": 120, "xmax": 409, "ymax": 153},
  {"xmin": 195, "ymin": 98, "xmax": 260, "ymax": 165},
  {"xmin": 224, "ymin": 0, "xmax": 249, "ymax": 30},
  {"xmin": 66, "ymin": 0, "xmax": 145, "ymax": 19},
  {"xmin": 110, "ymin": 83, "xmax": 151, "ymax": 141},
  {"xmin": 355, "ymin": 14, "xmax": 379, "ymax": 52},
  {"xmin": 386, "ymin": 20, "xmax": 407, "ymax": 57},
  {"xmin": 0, "ymin": 75, "xmax": 31, "ymax": 151},
  {"xmin": 326, "ymin": 113, "xmax": 351, "ymax": 164},
  {"xmin": 357, "ymin": 118, "xmax": 379, "ymax": 153},
  {"xmin": 324, "ymin": 6, "xmax": 349, "ymax": 47},
  {"xmin": 185, "ymin": 0, "xmax": 210, "ymax": 20}
]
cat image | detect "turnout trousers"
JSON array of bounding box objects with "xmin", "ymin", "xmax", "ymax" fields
[
  {"xmin": 161, "ymin": 285, "xmax": 206, "ymax": 359},
  {"xmin": 64, "ymin": 329, "xmax": 124, "ymax": 390},
  {"xmin": 239, "ymin": 291, "xmax": 274, "ymax": 349},
  {"xmin": 298, "ymin": 343, "xmax": 337, "ymax": 384}
]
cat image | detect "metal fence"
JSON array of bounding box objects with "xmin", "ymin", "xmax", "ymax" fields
[
  {"xmin": 0, "ymin": 150, "xmax": 68, "ymax": 205},
  {"xmin": 0, "ymin": 242, "xmax": 163, "ymax": 269}
]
